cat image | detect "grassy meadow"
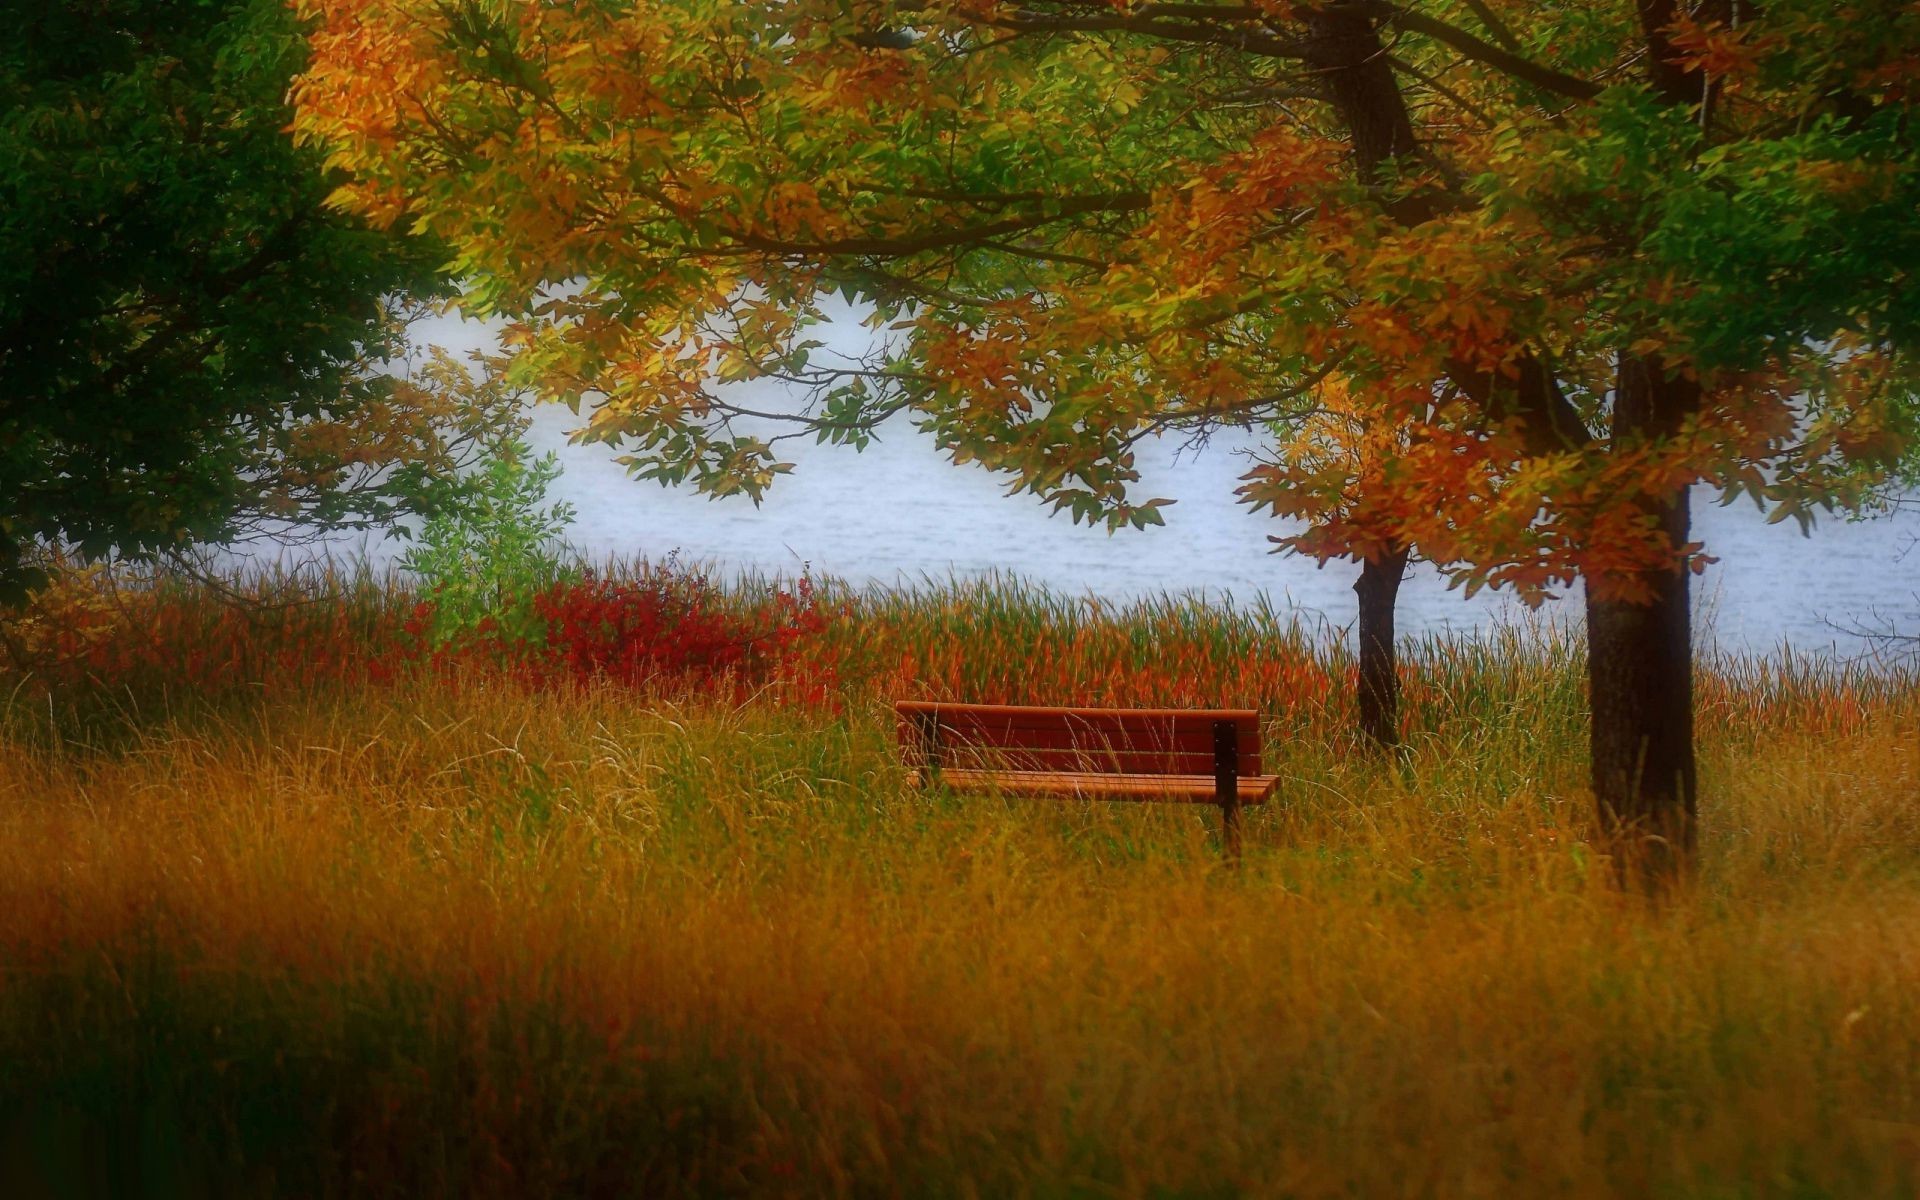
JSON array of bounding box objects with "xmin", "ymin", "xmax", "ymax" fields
[{"xmin": 1, "ymin": 557, "xmax": 1918, "ymax": 1198}]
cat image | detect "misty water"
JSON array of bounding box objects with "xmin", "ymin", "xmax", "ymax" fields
[{"xmin": 270, "ymin": 309, "xmax": 1920, "ymax": 659}]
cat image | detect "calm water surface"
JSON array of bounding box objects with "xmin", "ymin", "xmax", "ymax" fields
[{"xmin": 289, "ymin": 311, "xmax": 1920, "ymax": 658}]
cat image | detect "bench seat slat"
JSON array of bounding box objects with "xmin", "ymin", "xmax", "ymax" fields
[
  {"xmin": 895, "ymin": 701, "xmax": 1260, "ymax": 723},
  {"xmin": 927, "ymin": 768, "xmax": 1278, "ymax": 805},
  {"xmin": 893, "ymin": 716, "xmax": 1224, "ymax": 752},
  {"xmin": 895, "ymin": 701, "xmax": 1256, "ymax": 744},
  {"xmin": 894, "ymin": 704, "xmax": 1263, "ymax": 777},
  {"xmin": 892, "ymin": 720, "xmax": 1259, "ymax": 772},
  {"xmin": 908, "ymin": 715, "xmax": 1229, "ymax": 746},
  {"xmin": 915, "ymin": 749, "xmax": 1251, "ymax": 776}
]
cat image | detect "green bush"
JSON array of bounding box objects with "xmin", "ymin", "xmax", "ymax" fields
[{"xmin": 398, "ymin": 437, "xmax": 580, "ymax": 651}]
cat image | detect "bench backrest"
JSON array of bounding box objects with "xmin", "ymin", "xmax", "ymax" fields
[{"xmin": 894, "ymin": 700, "xmax": 1262, "ymax": 777}]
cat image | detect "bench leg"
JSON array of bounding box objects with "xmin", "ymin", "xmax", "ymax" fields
[
  {"xmin": 1212, "ymin": 718, "xmax": 1243, "ymax": 865},
  {"xmin": 1220, "ymin": 797, "xmax": 1242, "ymax": 865}
]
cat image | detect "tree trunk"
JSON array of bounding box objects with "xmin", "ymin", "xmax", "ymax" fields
[
  {"xmin": 1585, "ymin": 493, "xmax": 1696, "ymax": 888},
  {"xmin": 1580, "ymin": 5, "xmax": 1716, "ymax": 893},
  {"xmin": 1355, "ymin": 544, "xmax": 1411, "ymax": 751},
  {"xmin": 1306, "ymin": 5, "xmax": 1710, "ymax": 890},
  {"xmin": 1302, "ymin": 15, "xmax": 1421, "ymax": 757},
  {"xmin": 1588, "ymin": 354, "xmax": 1700, "ymax": 890}
]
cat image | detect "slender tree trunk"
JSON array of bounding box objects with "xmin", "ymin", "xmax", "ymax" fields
[
  {"xmin": 1303, "ymin": 16, "xmax": 1420, "ymax": 756},
  {"xmin": 1355, "ymin": 544, "xmax": 1411, "ymax": 751},
  {"xmin": 1588, "ymin": 353, "xmax": 1700, "ymax": 890}
]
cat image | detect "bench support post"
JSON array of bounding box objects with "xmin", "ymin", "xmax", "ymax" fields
[
  {"xmin": 912, "ymin": 708, "xmax": 944, "ymax": 784},
  {"xmin": 1213, "ymin": 719, "xmax": 1242, "ymax": 864}
]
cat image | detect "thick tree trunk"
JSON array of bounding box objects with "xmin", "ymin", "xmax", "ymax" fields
[
  {"xmin": 1584, "ymin": 5, "xmax": 1710, "ymax": 892},
  {"xmin": 1589, "ymin": 354, "xmax": 1701, "ymax": 889},
  {"xmin": 1306, "ymin": 6, "xmax": 1710, "ymax": 890},
  {"xmin": 1586, "ymin": 492, "xmax": 1696, "ymax": 887},
  {"xmin": 1355, "ymin": 544, "xmax": 1411, "ymax": 751}
]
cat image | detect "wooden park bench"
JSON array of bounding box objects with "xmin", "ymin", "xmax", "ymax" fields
[{"xmin": 893, "ymin": 700, "xmax": 1278, "ymax": 858}]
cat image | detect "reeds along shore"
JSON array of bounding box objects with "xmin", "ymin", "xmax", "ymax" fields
[{"xmin": 2, "ymin": 557, "xmax": 1918, "ymax": 1198}]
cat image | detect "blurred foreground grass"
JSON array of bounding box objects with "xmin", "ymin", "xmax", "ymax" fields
[{"xmin": 1, "ymin": 559, "xmax": 1917, "ymax": 1197}]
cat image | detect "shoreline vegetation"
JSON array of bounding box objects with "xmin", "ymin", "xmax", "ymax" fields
[{"xmin": 3, "ymin": 556, "xmax": 1918, "ymax": 1197}]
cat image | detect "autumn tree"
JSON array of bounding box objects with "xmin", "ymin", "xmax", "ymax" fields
[
  {"xmin": 0, "ymin": 0, "xmax": 489, "ymax": 601},
  {"xmin": 292, "ymin": 0, "xmax": 1444, "ymax": 750},
  {"xmin": 294, "ymin": 0, "xmax": 1920, "ymax": 883}
]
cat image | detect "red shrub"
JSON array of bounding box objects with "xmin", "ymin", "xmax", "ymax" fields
[{"xmin": 403, "ymin": 567, "xmax": 846, "ymax": 711}]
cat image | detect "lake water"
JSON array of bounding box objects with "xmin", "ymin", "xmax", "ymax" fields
[{"xmin": 283, "ymin": 310, "xmax": 1920, "ymax": 658}]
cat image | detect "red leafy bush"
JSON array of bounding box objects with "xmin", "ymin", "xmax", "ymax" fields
[{"xmin": 402, "ymin": 565, "xmax": 846, "ymax": 710}]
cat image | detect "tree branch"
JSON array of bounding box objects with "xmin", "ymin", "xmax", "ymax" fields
[
  {"xmin": 985, "ymin": 7, "xmax": 1312, "ymax": 59},
  {"xmin": 723, "ymin": 193, "xmax": 1151, "ymax": 259},
  {"xmin": 1338, "ymin": 2, "xmax": 1604, "ymax": 101},
  {"xmin": 1444, "ymin": 356, "xmax": 1596, "ymax": 453},
  {"xmin": 1456, "ymin": 0, "xmax": 1524, "ymax": 53}
]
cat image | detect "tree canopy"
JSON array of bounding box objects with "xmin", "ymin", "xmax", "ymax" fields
[
  {"xmin": 0, "ymin": 0, "xmax": 469, "ymax": 600},
  {"xmin": 293, "ymin": 0, "xmax": 1919, "ymax": 594}
]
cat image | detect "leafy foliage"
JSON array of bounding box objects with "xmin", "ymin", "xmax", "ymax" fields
[
  {"xmin": 224, "ymin": 306, "xmax": 531, "ymax": 549},
  {"xmin": 0, "ymin": 0, "xmax": 458, "ymax": 601}
]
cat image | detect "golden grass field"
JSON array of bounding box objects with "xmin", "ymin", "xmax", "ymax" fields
[{"xmin": 1, "ymin": 560, "xmax": 1917, "ymax": 1197}]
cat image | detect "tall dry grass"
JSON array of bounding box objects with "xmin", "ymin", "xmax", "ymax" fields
[{"xmin": 1, "ymin": 559, "xmax": 1918, "ymax": 1197}]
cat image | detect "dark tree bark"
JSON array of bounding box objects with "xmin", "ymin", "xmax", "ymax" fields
[
  {"xmin": 1587, "ymin": 353, "xmax": 1701, "ymax": 888},
  {"xmin": 1355, "ymin": 543, "xmax": 1411, "ymax": 751},
  {"xmin": 1303, "ymin": 9, "xmax": 1421, "ymax": 174}
]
